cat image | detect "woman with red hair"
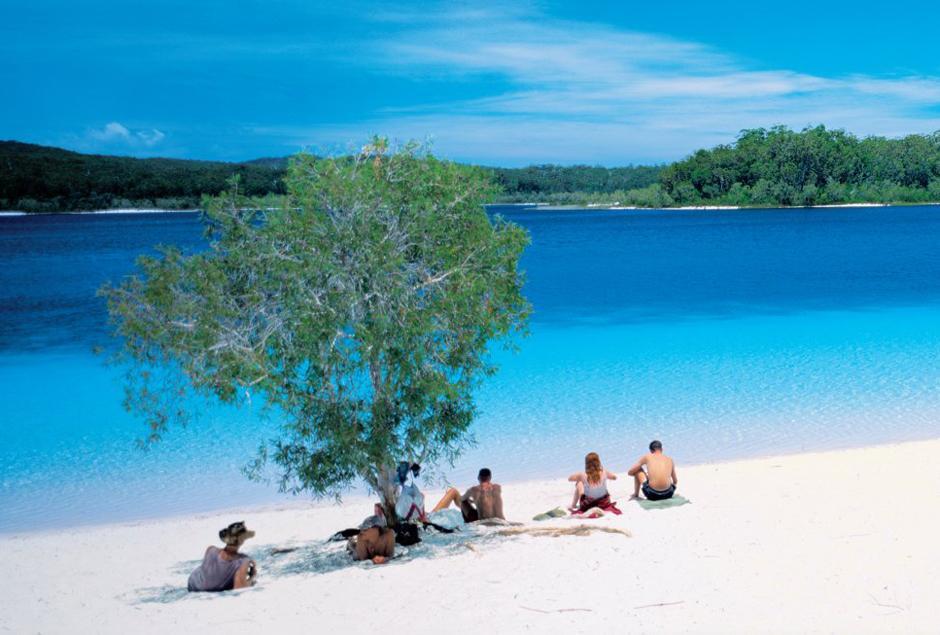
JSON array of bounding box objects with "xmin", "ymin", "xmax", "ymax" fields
[{"xmin": 568, "ymin": 452, "xmax": 621, "ymax": 516}]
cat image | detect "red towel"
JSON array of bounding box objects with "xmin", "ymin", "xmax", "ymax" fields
[{"xmin": 573, "ymin": 493, "xmax": 622, "ymax": 516}]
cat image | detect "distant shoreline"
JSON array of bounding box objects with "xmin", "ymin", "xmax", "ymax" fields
[
  {"xmin": 496, "ymin": 201, "xmax": 940, "ymax": 211},
  {"xmin": 4, "ymin": 202, "xmax": 940, "ymax": 216},
  {"xmin": 0, "ymin": 208, "xmax": 198, "ymax": 217}
]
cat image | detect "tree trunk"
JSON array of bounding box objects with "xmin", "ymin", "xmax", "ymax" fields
[{"xmin": 375, "ymin": 463, "xmax": 400, "ymax": 527}]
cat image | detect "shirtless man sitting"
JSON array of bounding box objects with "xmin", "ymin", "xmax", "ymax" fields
[
  {"xmin": 627, "ymin": 440, "xmax": 678, "ymax": 501},
  {"xmin": 431, "ymin": 468, "xmax": 505, "ymax": 522}
]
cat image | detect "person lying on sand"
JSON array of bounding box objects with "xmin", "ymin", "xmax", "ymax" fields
[
  {"xmin": 330, "ymin": 504, "xmax": 423, "ymax": 549},
  {"xmin": 187, "ymin": 521, "xmax": 257, "ymax": 592},
  {"xmin": 568, "ymin": 452, "xmax": 621, "ymax": 516},
  {"xmin": 348, "ymin": 526, "xmax": 396, "ymax": 565},
  {"xmin": 628, "ymin": 439, "xmax": 678, "ymax": 501},
  {"xmin": 431, "ymin": 468, "xmax": 506, "ymax": 522}
]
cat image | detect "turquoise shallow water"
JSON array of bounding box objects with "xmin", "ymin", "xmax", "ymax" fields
[{"xmin": 1, "ymin": 206, "xmax": 939, "ymax": 532}]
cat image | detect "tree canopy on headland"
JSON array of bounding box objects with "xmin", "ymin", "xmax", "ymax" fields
[
  {"xmin": 3, "ymin": 126, "xmax": 940, "ymax": 212},
  {"xmin": 660, "ymin": 126, "xmax": 940, "ymax": 207}
]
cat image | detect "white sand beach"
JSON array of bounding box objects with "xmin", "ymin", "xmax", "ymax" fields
[{"xmin": 3, "ymin": 439, "xmax": 939, "ymax": 634}]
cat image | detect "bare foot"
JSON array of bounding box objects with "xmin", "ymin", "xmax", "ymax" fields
[{"xmin": 371, "ymin": 555, "xmax": 388, "ymax": 565}]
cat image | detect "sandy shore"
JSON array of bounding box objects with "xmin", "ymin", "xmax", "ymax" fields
[{"xmin": 3, "ymin": 439, "xmax": 939, "ymax": 633}]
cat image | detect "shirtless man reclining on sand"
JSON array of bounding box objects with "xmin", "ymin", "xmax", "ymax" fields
[
  {"xmin": 628, "ymin": 440, "xmax": 678, "ymax": 501},
  {"xmin": 431, "ymin": 468, "xmax": 505, "ymax": 522},
  {"xmin": 348, "ymin": 525, "xmax": 396, "ymax": 565}
]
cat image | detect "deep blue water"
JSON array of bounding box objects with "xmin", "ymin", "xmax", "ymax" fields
[{"xmin": 2, "ymin": 206, "xmax": 939, "ymax": 532}]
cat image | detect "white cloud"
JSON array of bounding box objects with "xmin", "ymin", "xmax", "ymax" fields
[
  {"xmin": 89, "ymin": 122, "xmax": 132, "ymax": 142},
  {"xmin": 87, "ymin": 121, "xmax": 166, "ymax": 148},
  {"xmin": 284, "ymin": 6, "xmax": 940, "ymax": 165},
  {"xmin": 136, "ymin": 128, "xmax": 166, "ymax": 146}
]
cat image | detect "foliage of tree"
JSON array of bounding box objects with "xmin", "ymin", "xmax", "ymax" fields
[{"xmin": 100, "ymin": 140, "xmax": 530, "ymax": 521}]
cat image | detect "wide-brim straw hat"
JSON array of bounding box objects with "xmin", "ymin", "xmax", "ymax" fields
[{"xmin": 220, "ymin": 521, "xmax": 256, "ymax": 546}]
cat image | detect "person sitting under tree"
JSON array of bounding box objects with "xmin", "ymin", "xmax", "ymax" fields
[{"xmin": 431, "ymin": 468, "xmax": 505, "ymax": 522}]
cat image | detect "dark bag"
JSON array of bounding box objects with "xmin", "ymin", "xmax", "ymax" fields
[{"xmin": 394, "ymin": 523, "xmax": 421, "ymax": 546}]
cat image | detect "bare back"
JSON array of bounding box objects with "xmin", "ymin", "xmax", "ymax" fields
[
  {"xmin": 353, "ymin": 526, "xmax": 395, "ymax": 561},
  {"xmin": 465, "ymin": 483, "xmax": 504, "ymax": 520},
  {"xmin": 644, "ymin": 453, "xmax": 675, "ymax": 490}
]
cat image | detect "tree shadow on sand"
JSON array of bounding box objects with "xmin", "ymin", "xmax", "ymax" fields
[
  {"xmin": 123, "ymin": 524, "xmax": 498, "ymax": 605},
  {"xmin": 123, "ymin": 523, "xmax": 630, "ymax": 605}
]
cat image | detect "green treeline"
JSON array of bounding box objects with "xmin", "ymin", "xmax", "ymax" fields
[
  {"xmin": 659, "ymin": 126, "xmax": 940, "ymax": 207},
  {"xmin": 494, "ymin": 126, "xmax": 940, "ymax": 207},
  {"xmin": 4, "ymin": 126, "xmax": 940, "ymax": 212},
  {"xmin": 491, "ymin": 164, "xmax": 662, "ymax": 202},
  {"xmin": 0, "ymin": 141, "xmax": 285, "ymax": 212}
]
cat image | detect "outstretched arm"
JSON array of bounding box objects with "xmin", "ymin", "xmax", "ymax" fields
[
  {"xmin": 568, "ymin": 472, "xmax": 584, "ymax": 483},
  {"xmin": 607, "ymin": 470, "xmax": 618, "ymax": 480},
  {"xmin": 627, "ymin": 456, "xmax": 647, "ymax": 477}
]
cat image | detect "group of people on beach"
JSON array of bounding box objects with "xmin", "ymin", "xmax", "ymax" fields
[{"xmin": 187, "ymin": 440, "xmax": 678, "ymax": 591}]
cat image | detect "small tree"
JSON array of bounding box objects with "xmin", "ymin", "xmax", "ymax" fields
[{"xmin": 102, "ymin": 139, "xmax": 530, "ymax": 522}]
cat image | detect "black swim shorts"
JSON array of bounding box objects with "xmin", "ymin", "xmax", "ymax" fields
[{"xmin": 642, "ymin": 482, "xmax": 675, "ymax": 501}]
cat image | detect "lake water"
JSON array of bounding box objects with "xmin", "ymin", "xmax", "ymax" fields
[{"xmin": 2, "ymin": 206, "xmax": 940, "ymax": 532}]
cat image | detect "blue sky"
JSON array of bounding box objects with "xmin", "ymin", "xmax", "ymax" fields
[{"xmin": 3, "ymin": 0, "xmax": 940, "ymax": 165}]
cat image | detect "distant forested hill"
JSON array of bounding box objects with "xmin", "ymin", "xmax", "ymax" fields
[
  {"xmin": 4, "ymin": 127, "xmax": 940, "ymax": 212},
  {"xmin": 0, "ymin": 141, "xmax": 663, "ymax": 212},
  {"xmin": 0, "ymin": 141, "xmax": 285, "ymax": 212}
]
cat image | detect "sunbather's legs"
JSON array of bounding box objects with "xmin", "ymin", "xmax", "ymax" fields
[
  {"xmin": 633, "ymin": 471, "xmax": 647, "ymax": 497},
  {"xmin": 432, "ymin": 487, "xmax": 461, "ymax": 512},
  {"xmin": 569, "ymin": 480, "xmax": 584, "ymax": 510}
]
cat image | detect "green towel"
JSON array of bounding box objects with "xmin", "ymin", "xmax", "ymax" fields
[
  {"xmin": 532, "ymin": 507, "xmax": 568, "ymax": 521},
  {"xmin": 636, "ymin": 495, "xmax": 690, "ymax": 510}
]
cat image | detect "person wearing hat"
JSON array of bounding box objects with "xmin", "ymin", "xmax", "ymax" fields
[{"xmin": 187, "ymin": 521, "xmax": 258, "ymax": 592}]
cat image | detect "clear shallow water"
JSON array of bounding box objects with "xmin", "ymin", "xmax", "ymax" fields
[{"xmin": 2, "ymin": 206, "xmax": 939, "ymax": 532}]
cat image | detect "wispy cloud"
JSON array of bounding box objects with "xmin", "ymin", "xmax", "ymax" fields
[
  {"xmin": 285, "ymin": 6, "xmax": 940, "ymax": 165},
  {"xmin": 86, "ymin": 122, "xmax": 166, "ymax": 148}
]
